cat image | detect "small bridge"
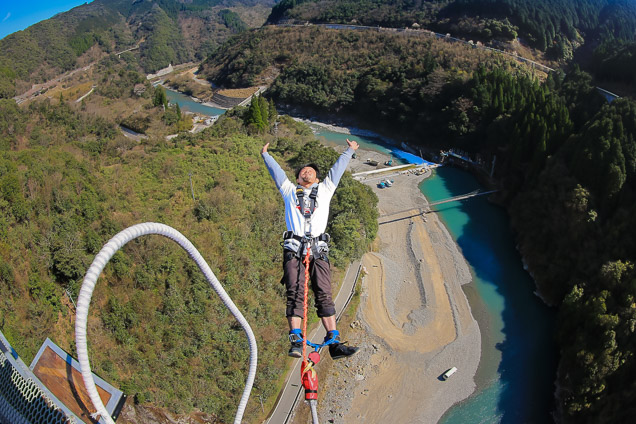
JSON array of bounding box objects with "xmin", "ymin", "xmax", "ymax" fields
[
  {"xmin": 427, "ymin": 189, "xmax": 498, "ymax": 207},
  {"xmin": 379, "ymin": 189, "xmax": 498, "ymax": 222}
]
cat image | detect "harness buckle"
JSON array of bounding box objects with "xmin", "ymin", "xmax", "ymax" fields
[{"xmin": 296, "ymin": 185, "xmax": 319, "ymax": 220}]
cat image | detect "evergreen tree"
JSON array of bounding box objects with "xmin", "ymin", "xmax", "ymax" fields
[
  {"xmin": 244, "ymin": 95, "xmax": 266, "ymax": 132},
  {"xmin": 153, "ymin": 86, "xmax": 168, "ymax": 108},
  {"xmin": 268, "ymin": 98, "xmax": 277, "ymax": 124},
  {"xmin": 258, "ymin": 95, "xmax": 268, "ymax": 124}
]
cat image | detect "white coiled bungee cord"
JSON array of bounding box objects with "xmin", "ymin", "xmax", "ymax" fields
[{"xmin": 75, "ymin": 223, "xmax": 257, "ymax": 424}]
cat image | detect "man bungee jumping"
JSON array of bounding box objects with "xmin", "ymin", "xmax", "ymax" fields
[{"xmin": 261, "ymin": 139, "xmax": 360, "ymax": 360}]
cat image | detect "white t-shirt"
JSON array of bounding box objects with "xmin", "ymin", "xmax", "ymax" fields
[{"xmin": 262, "ymin": 148, "xmax": 354, "ymax": 237}]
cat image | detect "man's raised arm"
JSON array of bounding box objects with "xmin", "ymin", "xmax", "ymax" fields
[
  {"xmin": 261, "ymin": 142, "xmax": 289, "ymax": 190},
  {"xmin": 326, "ymin": 138, "xmax": 360, "ymax": 187}
]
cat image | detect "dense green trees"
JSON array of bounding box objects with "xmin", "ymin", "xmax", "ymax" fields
[
  {"xmin": 0, "ymin": 99, "xmax": 26, "ymax": 150},
  {"xmin": 591, "ymin": 40, "xmax": 636, "ymax": 85},
  {"xmin": 219, "ymin": 9, "xmax": 249, "ymax": 33},
  {"xmin": 266, "ymin": 0, "xmax": 636, "ymax": 59},
  {"xmin": 501, "ymin": 84, "xmax": 636, "ymax": 422},
  {"xmin": 0, "ymin": 91, "xmax": 376, "ymax": 422},
  {"xmin": 96, "ymin": 54, "xmax": 147, "ymax": 99},
  {"xmin": 452, "ymin": 67, "xmax": 574, "ymax": 181},
  {"xmin": 401, "ymin": 56, "xmax": 636, "ymax": 424},
  {"xmin": 153, "ymin": 86, "xmax": 169, "ymax": 108},
  {"xmin": 139, "ymin": 7, "xmax": 191, "ymax": 73},
  {"xmin": 243, "ymin": 94, "xmax": 277, "ymax": 133},
  {"xmin": 267, "ymin": 0, "xmax": 438, "ymax": 27},
  {"xmin": 202, "ymin": 25, "xmax": 533, "ymax": 139}
]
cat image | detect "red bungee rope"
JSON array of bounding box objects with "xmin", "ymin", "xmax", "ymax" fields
[
  {"xmin": 301, "ymin": 246, "xmax": 319, "ymax": 403},
  {"xmin": 302, "ymin": 245, "xmax": 311, "ymax": 362}
]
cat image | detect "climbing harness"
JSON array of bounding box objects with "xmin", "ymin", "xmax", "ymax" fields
[
  {"xmin": 281, "ymin": 184, "xmax": 330, "ymax": 259},
  {"xmin": 75, "ymin": 223, "xmax": 257, "ymax": 424},
  {"xmin": 282, "ymin": 231, "xmax": 330, "ymax": 258}
]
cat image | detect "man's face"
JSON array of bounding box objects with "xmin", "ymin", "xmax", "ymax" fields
[{"xmin": 297, "ymin": 166, "xmax": 318, "ymax": 185}]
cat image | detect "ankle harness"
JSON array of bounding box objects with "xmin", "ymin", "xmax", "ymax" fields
[
  {"xmin": 289, "ymin": 328, "xmax": 303, "ymax": 343},
  {"xmin": 289, "ymin": 329, "xmax": 340, "ymax": 350}
]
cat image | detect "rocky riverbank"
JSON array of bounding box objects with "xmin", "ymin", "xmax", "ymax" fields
[{"xmin": 313, "ymin": 147, "xmax": 481, "ymax": 423}]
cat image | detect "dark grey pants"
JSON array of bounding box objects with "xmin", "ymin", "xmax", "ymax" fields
[{"xmin": 282, "ymin": 250, "xmax": 336, "ymax": 318}]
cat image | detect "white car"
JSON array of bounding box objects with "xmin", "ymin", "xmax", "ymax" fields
[{"xmin": 442, "ymin": 367, "xmax": 458, "ymax": 380}]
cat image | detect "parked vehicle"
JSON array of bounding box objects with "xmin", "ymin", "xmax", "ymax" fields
[{"xmin": 442, "ymin": 367, "xmax": 458, "ymax": 380}]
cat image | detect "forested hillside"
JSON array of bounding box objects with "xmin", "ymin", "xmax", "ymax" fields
[
  {"xmin": 506, "ymin": 77, "xmax": 636, "ymax": 424},
  {"xmin": 0, "ymin": 0, "xmax": 275, "ymax": 98},
  {"xmin": 0, "ymin": 90, "xmax": 377, "ymax": 422},
  {"xmin": 590, "ymin": 39, "xmax": 636, "ymax": 89},
  {"xmin": 268, "ymin": 0, "xmax": 636, "ymax": 60},
  {"xmin": 265, "ymin": 0, "xmax": 636, "ymax": 94},
  {"xmin": 200, "ymin": 25, "xmax": 539, "ymax": 140}
]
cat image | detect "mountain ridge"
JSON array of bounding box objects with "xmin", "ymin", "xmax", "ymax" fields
[{"xmin": 0, "ymin": 0, "xmax": 276, "ymax": 98}]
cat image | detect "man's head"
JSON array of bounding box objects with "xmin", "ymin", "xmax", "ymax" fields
[{"xmin": 296, "ymin": 163, "xmax": 321, "ymax": 186}]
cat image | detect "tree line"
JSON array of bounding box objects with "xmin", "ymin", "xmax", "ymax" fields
[
  {"xmin": 266, "ymin": 0, "xmax": 636, "ymax": 60},
  {"xmin": 201, "ymin": 25, "xmax": 537, "ymax": 139},
  {"xmin": 502, "ymin": 76, "xmax": 636, "ymax": 423}
]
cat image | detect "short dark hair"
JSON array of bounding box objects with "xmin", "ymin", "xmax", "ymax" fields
[{"xmin": 295, "ymin": 163, "xmax": 321, "ymax": 180}]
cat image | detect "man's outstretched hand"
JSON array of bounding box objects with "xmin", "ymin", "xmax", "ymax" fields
[
  {"xmin": 262, "ymin": 142, "xmax": 269, "ymax": 154},
  {"xmin": 346, "ymin": 139, "xmax": 359, "ymax": 150}
]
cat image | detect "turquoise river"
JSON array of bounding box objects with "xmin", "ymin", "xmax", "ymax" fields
[
  {"xmin": 313, "ymin": 125, "xmax": 558, "ymax": 423},
  {"xmin": 164, "ymin": 87, "xmax": 227, "ymax": 116}
]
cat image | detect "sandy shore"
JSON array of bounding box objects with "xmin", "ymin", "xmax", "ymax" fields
[{"xmin": 316, "ymin": 148, "xmax": 481, "ymax": 423}]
